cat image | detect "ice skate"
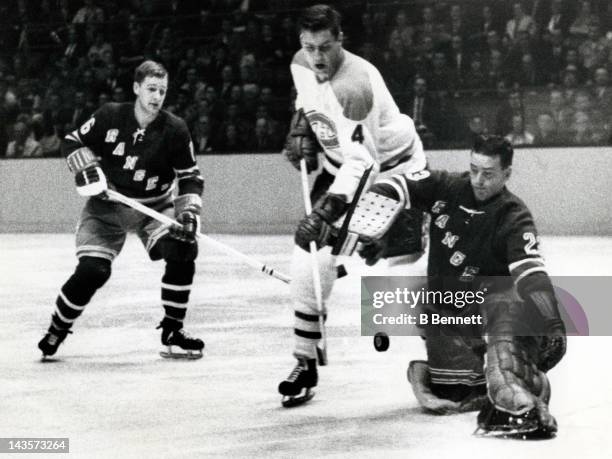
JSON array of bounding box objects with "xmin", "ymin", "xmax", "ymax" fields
[
  {"xmin": 278, "ymin": 358, "xmax": 317, "ymax": 407},
  {"xmin": 38, "ymin": 329, "xmax": 72, "ymax": 360},
  {"xmin": 157, "ymin": 319, "xmax": 204, "ymax": 360},
  {"xmin": 474, "ymin": 401, "xmax": 557, "ymax": 440}
]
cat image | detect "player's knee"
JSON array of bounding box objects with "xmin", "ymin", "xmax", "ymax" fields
[
  {"xmin": 76, "ymin": 256, "xmax": 112, "ymax": 288},
  {"xmin": 158, "ymin": 238, "xmax": 199, "ymax": 263}
]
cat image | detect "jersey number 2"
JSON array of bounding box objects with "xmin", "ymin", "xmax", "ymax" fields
[
  {"xmin": 351, "ymin": 124, "xmax": 364, "ymax": 143},
  {"xmin": 523, "ymin": 232, "xmax": 539, "ymax": 255}
]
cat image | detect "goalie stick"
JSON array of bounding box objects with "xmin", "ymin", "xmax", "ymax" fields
[
  {"xmin": 331, "ymin": 165, "xmax": 374, "ymax": 256},
  {"xmin": 106, "ymin": 189, "xmax": 291, "ymax": 284}
]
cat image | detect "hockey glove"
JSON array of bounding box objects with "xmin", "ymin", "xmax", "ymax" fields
[
  {"xmin": 169, "ymin": 211, "xmax": 199, "ymax": 243},
  {"xmin": 282, "ymin": 109, "xmax": 321, "ymax": 173},
  {"xmin": 67, "ymin": 146, "xmax": 108, "ymax": 198},
  {"xmin": 75, "ymin": 165, "xmax": 108, "ymax": 197},
  {"xmin": 295, "ymin": 193, "xmax": 348, "ymax": 251},
  {"xmin": 358, "ymin": 237, "xmax": 386, "ymax": 266},
  {"xmin": 524, "ymin": 287, "xmax": 567, "ymax": 372}
]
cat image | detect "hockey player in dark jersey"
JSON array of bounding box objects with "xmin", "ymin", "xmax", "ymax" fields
[
  {"xmin": 38, "ymin": 60, "xmax": 205, "ymax": 360},
  {"xmin": 366, "ymin": 135, "xmax": 567, "ymax": 438}
]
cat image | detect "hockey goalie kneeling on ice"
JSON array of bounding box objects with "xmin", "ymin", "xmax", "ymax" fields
[{"xmin": 368, "ymin": 135, "xmax": 567, "ymax": 439}]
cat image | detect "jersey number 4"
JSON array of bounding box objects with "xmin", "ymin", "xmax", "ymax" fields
[{"xmin": 351, "ymin": 124, "xmax": 364, "ymax": 144}]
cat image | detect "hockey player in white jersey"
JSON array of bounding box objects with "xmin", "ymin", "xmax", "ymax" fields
[{"xmin": 279, "ymin": 4, "xmax": 427, "ymax": 407}]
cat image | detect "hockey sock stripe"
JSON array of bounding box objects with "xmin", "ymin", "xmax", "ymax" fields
[
  {"xmin": 162, "ymin": 300, "xmax": 188, "ymax": 309},
  {"xmin": 162, "ymin": 289, "xmax": 190, "ymax": 304},
  {"xmin": 161, "ymin": 282, "xmax": 192, "ymax": 291},
  {"xmin": 58, "ymin": 290, "xmax": 87, "ymax": 311},
  {"xmin": 294, "ymin": 310, "xmax": 320, "ymax": 322},
  {"xmin": 51, "ymin": 315, "xmax": 72, "ymax": 331},
  {"xmin": 53, "ymin": 308, "xmax": 78, "ymax": 324},
  {"xmin": 294, "ymin": 328, "xmax": 322, "ymax": 340},
  {"xmin": 163, "ymin": 307, "xmax": 187, "ymax": 321}
]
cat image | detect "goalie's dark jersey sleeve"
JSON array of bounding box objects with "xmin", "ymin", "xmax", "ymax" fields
[
  {"xmin": 63, "ymin": 102, "xmax": 203, "ymax": 201},
  {"xmin": 387, "ymin": 170, "xmax": 546, "ymax": 290}
]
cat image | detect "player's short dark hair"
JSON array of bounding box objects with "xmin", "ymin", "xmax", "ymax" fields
[
  {"xmin": 298, "ymin": 4, "xmax": 342, "ymax": 38},
  {"xmin": 134, "ymin": 60, "xmax": 167, "ymax": 83},
  {"xmin": 473, "ymin": 135, "xmax": 514, "ymax": 168}
]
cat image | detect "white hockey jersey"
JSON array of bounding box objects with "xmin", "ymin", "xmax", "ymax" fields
[{"xmin": 291, "ymin": 49, "xmax": 426, "ymax": 201}]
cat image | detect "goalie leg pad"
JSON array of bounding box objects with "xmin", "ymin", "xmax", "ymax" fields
[
  {"xmin": 482, "ymin": 292, "xmax": 557, "ymax": 437},
  {"xmin": 291, "ymin": 246, "xmax": 336, "ymax": 359}
]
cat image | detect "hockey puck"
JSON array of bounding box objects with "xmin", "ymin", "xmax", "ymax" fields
[{"xmin": 374, "ymin": 332, "xmax": 390, "ymax": 352}]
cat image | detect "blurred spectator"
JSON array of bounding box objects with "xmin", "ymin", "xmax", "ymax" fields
[
  {"xmin": 561, "ymin": 65, "xmax": 580, "ymax": 103},
  {"xmin": 514, "ymin": 52, "xmax": 543, "ymax": 86},
  {"xmin": 533, "ymin": 112, "xmax": 562, "ymax": 145},
  {"xmin": 506, "ymin": 2, "xmax": 536, "ymax": 41},
  {"xmin": 6, "ymin": 119, "xmax": 43, "ymax": 158},
  {"xmin": 381, "ymin": 29, "xmax": 415, "ymax": 94},
  {"xmin": 416, "ymin": 6, "xmax": 438, "ymax": 42},
  {"xmin": 429, "ymin": 51, "xmax": 455, "ymax": 92},
  {"xmin": 486, "ymin": 49, "xmax": 506, "ymax": 87},
  {"xmin": 406, "ymin": 76, "xmax": 437, "ymax": 147},
  {"xmin": 214, "ymin": 123, "xmax": 241, "ymax": 153},
  {"xmin": 72, "ymin": 0, "xmax": 104, "ymax": 24},
  {"xmin": 569, "ymin": 110, "xmax": 601, "ymax": 143},
  {"xmin": 549, "ymin": 89, "xmax": 574, "ymax": 131},
  {"xmin": 542, "ymin": 29, "xmax": 567, "ymax": 83},
  {"xmin": 505, "ymin": 113, "xmax": 534, "ymax": 145},
  {"xmin": 66, "ymin": 90, "xmax": 90, "ymax": 131},
  {"xmin": 592, "ymin": 67, "xmax": 612, "ymax": 115},
  {"xmin": 463, "ymin": 54, "xmax": 487, "ymax": 92},
  {"xmin": 569, "ymin": 1, "xmax": 599, "ymax": 37},
  {"xmin": 546, "ymin": 0, "xmax": 571, "ymax": 34},
  {"xmin": 391, "ymin": 9, "xmax": 415, "ymax": 48},
  {"xmin": 192, "ymin": 115, "xmax": 214, "ymax": 154},
  {"xmin": 248, "ymin": 117, "xmax": 278, "ymax": 152},
  {"xmin": 578, "ymin": 23, "xmax": 608, "ymax": 74},
  {"xmin": 466, "ymin": 114, "xmax": 488, "ymax": 146},
  {"xmin": 449, "ymin": 35, "xmax": 467, "ymax": 87},
  {"xmin": 447, "ymin": 4, "xmax": 468, "ymax": 41},
  {"xmin": 495, "ymin": 90, "xmax": 524, "ymax": 136}
]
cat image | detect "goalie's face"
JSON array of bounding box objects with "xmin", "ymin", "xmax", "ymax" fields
[
  {"xmin": 300, "ymin": 29, "xmax": 343, "ymax": 82},
  {"xmin": 133, "ymin": 75, "xmax": 168, "ymax": 116},
  {"xmin": 469, "ymin": 152, "xmax": 511, "ymax": 202}
]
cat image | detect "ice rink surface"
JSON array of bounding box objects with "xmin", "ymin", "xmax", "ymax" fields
[{"xmin": 1, "ymin": 234, "xmax": 611, "ymax": 458}]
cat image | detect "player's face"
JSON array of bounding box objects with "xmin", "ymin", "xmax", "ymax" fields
[
  {"xmin": 134, "ymin": 75, "xmax": 168, "ymax": 115},
  {"xmin": 469, "ymin": 152, "xmax": 511, "ymax": 202},
  {"xmin": 300, "ymin": 29, "xmax": 343, "ymax": 82}
]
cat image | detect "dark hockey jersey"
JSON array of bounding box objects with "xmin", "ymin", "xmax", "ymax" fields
[
  {"xmin": 63, "ymin": 102, "xmax": 203, "ymax": 202},
  {"xmin": 400, "ymin": 170, "xmax": 547, "ymax": 292}
]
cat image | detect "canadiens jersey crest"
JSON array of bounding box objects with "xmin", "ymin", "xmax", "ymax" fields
[{"xmin": 306, "ymin": 112, "xmax": 340, "ymax": 149}]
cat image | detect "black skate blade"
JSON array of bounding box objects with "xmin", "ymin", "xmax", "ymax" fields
[
  {"xmin": 160, "ymin": 346, "xmax": 203, "ymax": 360},
  {"xmin": 473, "ymin": 425, "xmax": 555, "ymax": 440},
  {"xmin": 281, "ymin": 389, "xmax": 315, "ymax": 408},
  {"xmin": 40, "ymin": 355, "xmax": 61, "ymax": 363}
]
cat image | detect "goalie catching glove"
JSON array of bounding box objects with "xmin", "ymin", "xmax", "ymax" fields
[
  {"xmin": 295, "ymin": 193, "xmax": 348, "ymax": 251},
  {"xmin": 66, "ymin": 147, "xmax": 108, "ymax": 197},
  {"xmin": 283, "ymin": 109, "xmax": 321, "ymax": 173}
]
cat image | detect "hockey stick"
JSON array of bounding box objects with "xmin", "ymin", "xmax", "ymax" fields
[
  {"xmin": 299, "ymin": 159, "xmax": 327, "ymax": 366},
  {"xmin": 105, "ymin": 189, "xmax": 291, "ymax": 284}
]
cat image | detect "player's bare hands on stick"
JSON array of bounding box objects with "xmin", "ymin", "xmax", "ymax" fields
[{"xmin": 295, "ymin": 194, "xmax": 347, "ymax": 251}]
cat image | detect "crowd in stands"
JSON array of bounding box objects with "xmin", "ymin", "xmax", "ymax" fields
[{"xmin": 2, "ymin": 0, "xmax": 612, "ymax": 157}]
